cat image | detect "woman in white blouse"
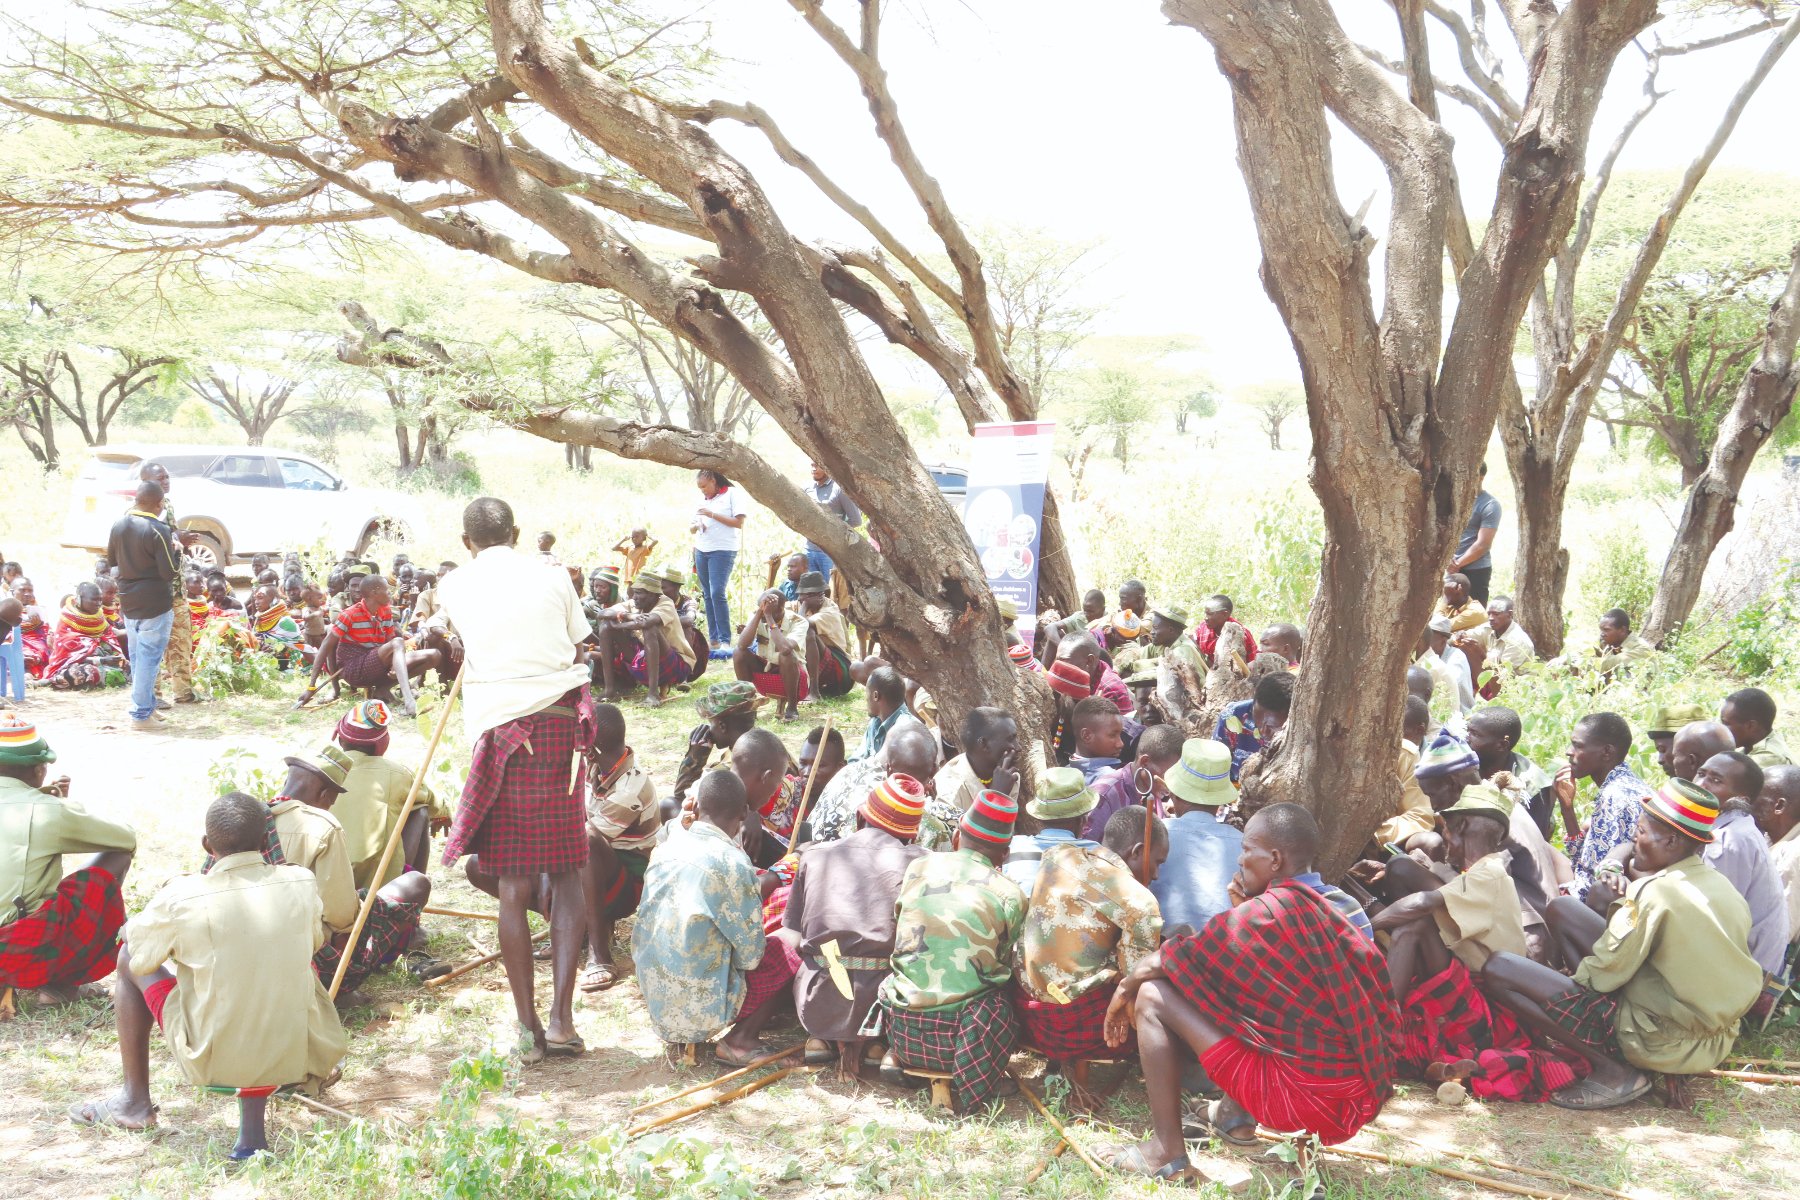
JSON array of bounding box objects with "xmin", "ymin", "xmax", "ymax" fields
[{"xmin": 690, "ymin": 469, "xmax": 749, "ymax": 653}]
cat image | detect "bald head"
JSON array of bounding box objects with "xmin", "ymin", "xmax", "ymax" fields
[
  {"xmin": 732, "ymin": 727, "xmax": 789, "ymax": 775},
  {"xmin": 1671, "ymin": 720, "xmax": 1735, "ymax": 782},
  {"xmin": 1406, "ymin": 665, "xmax": 1434, "ymax": 703},
  {"xmin": 1057, "ymin": 632, "xmax": 1101, "ymax": 674},
  {"xmin": 134, "ymin": 480, "xmax": 164, "ymax": 511},
  {"xmin": 1261, "ymin": 623, "xmax": 1304, "ymax": 664},
  {"xmin": 882, "ymin": 723, "xmax": 939, "ymax": 784}
]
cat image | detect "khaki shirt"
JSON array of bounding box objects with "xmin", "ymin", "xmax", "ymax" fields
[
  {"xmin": 1433, "ymin": 851, "xmax": 1529, "ymax": 971},
  {"xmin": 1574, "ymin": 855, "xmax": 1761, "ymax": 1074},
  {"xmin": 1746, "ymin": 731, "xmax": 1794, "ymax": 770},
  {"xmin": 1436, "ymin": 596, "xmax": 1488, "ymax": 637},
  {"xmin": 1373, "ymin": 740, "xmax": 1435, "ymax": 846},
  {"xmin": 334, "ymin": 752, "xmax": 443, "ymax": 890},
  {"xmin": 753, "ymin": 608, "xmax": 809, "ymax": 665},
  {"xmin": 0, "ymin": 776, "xmax": 137, "ymax": 921},
  {"xmin": 125, "ymin": 851, "xmax": 345, "ymax": 1088},
  {"xmin": 270, "ymin": 798, "xmax": 359, "ymax": 935},
  {"xmin": 807, "ymin": 599, "xmax": 849, "ymax": 655},
  {"xmin": 587, "ymin": 750, "xmax": 660, "ymax": 853},
  {"xmin": 651, "ymin": 595, "xmax": 697, "ymax": 667},
  {"xmin": 1473, "ymin": 620, "xmax": 1536, "ymax": 669}
]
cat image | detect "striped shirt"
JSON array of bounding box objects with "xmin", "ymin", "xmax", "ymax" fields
[{"xmin": 332, "ymin": 601, "xmax": 398, "ymax": 646}]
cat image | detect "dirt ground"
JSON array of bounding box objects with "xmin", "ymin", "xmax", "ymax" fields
[{"xmin": 4, "ymin": 685, "xmax": 1799, "ymax": 1200}]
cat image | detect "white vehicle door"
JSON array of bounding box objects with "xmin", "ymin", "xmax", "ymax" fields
[
  {"xmin": 274, "ymin": 455, "xmax": 351, "ymax": 551},
  {"xmin": 204, "ymin": 452, "xmax": 285, "ymax": 554}
]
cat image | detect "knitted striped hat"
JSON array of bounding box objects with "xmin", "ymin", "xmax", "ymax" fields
[
  {"xmin": 1007, "ymin": 643, "xmax": 1040, "ymax": 670},
  {"xmin": 1642, "ymin": 778, "xmax": 1720, "ymax": 843},
  {"xmin": 0, "ymin": 714, "xmax": 54, "ymax": 766},
  {"xmin": 861, "ymin": 772, "xmax": 927, "ymax": 839},
  {"xmin": 1047, "ymin": 659, "xmax": 1091, "ymax": 700},
  {"xmin": 1414, "ymin": 734, "xmax": 1480, "ymax": 779},
  {"xmin": 959, "ymin": 789, "xmax": 1018, "ymax": 844},
  {"xmin": 593, "ymin": 567, "xmax": 622, "ymax": 590},
  {"xmin": 335, "ymin": 699, "xmax": 391, "ymax": 755}
]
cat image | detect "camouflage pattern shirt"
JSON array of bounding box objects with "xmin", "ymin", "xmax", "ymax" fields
[
  {"xmin": 1018, "ymin": 842, "xmax": 1161, "ymax": 1003},
  {"xmin": 880, "ymin": 847, "xmax": 1025, "ymax": 1012}
]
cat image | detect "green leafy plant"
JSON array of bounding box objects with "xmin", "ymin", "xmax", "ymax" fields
[
  {"xmin": 191, "ymin": 621, "xmax": 288, "ymax": 699},
  {"xmin": 1577, "ymin": 525, "xmax": 1658, "ymax": 627},
  {"xmin": 206, "ymin": 745, "xmax": 281, "ymax": 801}
]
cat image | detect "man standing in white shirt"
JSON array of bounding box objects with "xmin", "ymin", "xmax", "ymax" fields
[{"xmin": 437, "ymin": 497, "xmax": 595, "ymax": 1063}]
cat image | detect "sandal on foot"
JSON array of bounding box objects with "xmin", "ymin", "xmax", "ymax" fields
[
  {"xmin": 804, "ymin": 1038, "xmax": 835, "ymax": 1065},
  {"xmin": 545, "ymin": 1034, "xmax": 586, "ymax": 1058},
  {"xmin": 713, "ymin": 1042, "xmax": 764, "ymax": 1067},
  {"xmin": 68, "ymin": 1096, "xmax": 158, "ymax": 1130},
  {"xmin": 579, "ymin": 963, "xmax": 621, "ymax": 993},
  {"xmin": 1550, "ymin": 1074, "xmax": 1652, "ymax": 1111},
  {"xmin": 226, "ymin": 1146, "xmax": 273, "ymax": 1164},
  {"xmin": 1103, "ymin": 1145, "xmax": 1201, "ymax": 1182},
  {"xmin": 1193, "ymin": 1098, "xmax": 1258, "ymax": 1147},
  {"xmin": 405, "ymin": 951, "xmax": 451, "ymax": 981}
]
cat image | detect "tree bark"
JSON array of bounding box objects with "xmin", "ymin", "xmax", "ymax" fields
[
  {"xmin": 1165, "ymin": 0, "xmax": 1655, "ymax": 874},
  {"xmin": 1644, "ymin": 242, "xmax": 1800, "ymax": 644}
]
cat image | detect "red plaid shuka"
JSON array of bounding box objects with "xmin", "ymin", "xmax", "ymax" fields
[
  {"xmin": 884, "ymin": 988, "xmax": 1019, "ymax": 1111},
  {"xmin": 1015, "ymin": 979, "xmax": 1128, "ymax": 1060},
  {"xmin": 738, "ymin": 933, "xmax": 801, "ymax": 1019},
  {"xmin": 1162, "ymin": 879, "xmax": 1399, "ymax": 1092},
  {"xmin": 0, "ymin": 867, "xmax": 126, "ymax": 989},
  {"xmin": 333, "ymin": 601, "xmax": 400, "ymax": 646},
  {"xmin": 1399, "ymin": 958, "xmax": 1582, "ymax": 1103},
  {"xmin": 313, "ymin": 891, "xmax": 424, "ymax": 994},
  {"xmin": 599, "ymin": 848, "xmax": 650, "ymax": 919},
  {"xmin": 443, "ymin": 689, "xmax": 593, "ymax": 876}
]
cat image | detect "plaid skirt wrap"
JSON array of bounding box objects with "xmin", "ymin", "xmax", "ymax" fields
[
  {"xmin": 444, "ymin": 690, "xmax": 594, "ymax": 876},
  {"xmin": 1546, "ymin": 984, "xmax": 1622, "ymax": 1057},
  {"xmin": 0, "ymin": 867, "xmax": 127, "ymax": 989},
  {"xmin": 1399, "ymin": 958, "xmax": 1582, "ymax": 1103},
  {"xmin": 313, "ymin": 891, "xmax": 424, "ymax": 995},
  {"xmin": 738, "ymin": 934, "xmax": 802, "ymax": 1019},
  {"xmin": 336, "ymin": 642, "xmax": 391, "ymax": 689},
  {"xmin": 1015, "ymin": 980, "xmax": 1127, "ymax": 1060},
  {"xmin": 883, "ymin": 987, "xmax": 1019, "ymax": 1110}
]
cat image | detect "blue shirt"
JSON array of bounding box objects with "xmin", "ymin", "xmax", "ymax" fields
[
  {"xmin": 633, "ymin": 821, "xmax": 765, "ymax": 1043},
  {"xmin": 1002, "ymin": 827, "xmax": 1097, "ymax": 895},
  {"xmin": 1150, "ymin": 809, "xmax": 1243, "ymax": 932},
  {"xmin": 1293, "ymin": 871, "xmax": 1376, "ymax": 943},
  {"xmin": 1458, "ymin": 490, "xmax": 1502, "ymax": 572},
  {"xmin": 1213, "ymin": 698, "xmax": 1260, "ymax": 782},
  {"xmin": 1069, "ymin": 755, "xmax": 1121, "ymax": 786},
  {"xmin": 1573, "ymin": 763, "xmax": 1652, "ymax": 898}
]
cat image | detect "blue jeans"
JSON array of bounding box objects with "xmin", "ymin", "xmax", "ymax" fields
[
  {"xmin": 125, "ymin": 608, "xmax": 175, "ymax": 720},
  {"xmin": 693, "ymin": 549, "xmax": 738, "ymax": 646},
  {"xmin": 804, "ymin": 547, "xmax": 835, "ymax": 581}
]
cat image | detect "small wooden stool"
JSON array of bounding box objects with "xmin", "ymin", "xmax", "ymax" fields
[{"xmin": 904, "ymin": 1067, "xmax": 954, "ymax": 1109}]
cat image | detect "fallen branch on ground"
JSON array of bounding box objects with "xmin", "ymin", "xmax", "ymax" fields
[
  {"xmin": 1013, "ymin": 1073, "xmax": 1103, "ymax": 1179},
  {"xmin": 1383, "ymin": 1131, "xmax": 1636, "ymax": 1200},
  {"xmin": 1710, "ymin": 1068, "xmax": 1800, "ymax": 1084},
  {"xmin": 425, "ymin": 927, "xmax": 550, "ymax": 987},
  {"xmin": 627, "ymin": 1043, "xmax": 806, "ymax": 1115},
  {"xmin": 423, "ymin": 906, "xmax": 501, "ymax": 922},
  {"xmin": 1265, "ymin": 1133, "xmax": 1582, "ymax": 1199},
  {"xmin": 623, "ymin": 1066, "xmax": 799, "ymax": 1136},
  {"xmin": 1024, "ymin": 1139, "xmax": 1068, "ymax": 1184}
]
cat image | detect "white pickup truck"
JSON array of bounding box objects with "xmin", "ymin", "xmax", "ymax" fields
[{"xmin": 61, "ymin": 443, "xmax": 420, "ymax": 570}]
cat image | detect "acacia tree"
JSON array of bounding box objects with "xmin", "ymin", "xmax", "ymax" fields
[
  {"xmin": 1241, "ymin": 382, "xmax": 1301, "ymax": 451},
  {"xmin": 1162, "ymin": 0, "xmax": 1662, "ymax": 868},
  {"xmin": 186, "ymin": 365, "xmax": 314, "ymax": 445},
  {"xmin": 1644, "ymin": 243, "xmax": 1800, "ymax": 643},
  {"xmin": 1363, "ymin": 3, "xmax": 1800, "ymax": 655}
]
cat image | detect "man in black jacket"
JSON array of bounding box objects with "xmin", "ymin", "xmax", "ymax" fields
[{"xmin": 107, "ymin": 482, "xmax": 180, "ymax": 731}]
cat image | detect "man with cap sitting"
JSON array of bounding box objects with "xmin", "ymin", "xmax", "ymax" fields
[
  {"xmin": 595, "ymin": 567, "xmax": 697, "ymax": 708},
  {"xmin": 653, "ymin": 562, "xmax": 710, "ymax": 679},
  {"xmin": 793, "ymin": 571, "xmax": 853, "ymax": 699},
  {"xmin": 1001, "ymin": 766, "xmax": 1100, "ymax": 895},
  {"xmin": 0, "ymin": 715, "xmax": 137, "ymax": 1004},
  {"xmin": 1090, "ymin": 579, "xmax": 1149, "ymax": 660},
  {"xmin": 1149, "ymin": 740, "xmax": 1242, "ymax": 935},
  {"xmin": 1144, "ymin": 603, "xmax": 1206, "ymax": 721},
  {"xmin": 1645, "ymin": 702, "xmax": 1708, "ymax": 781},
  {"xmin": 1045, "ymin": 656, "xmax": 1092, "ymax": 765},
  {"xmin": 672, "ymin": 681, "xmax": 765, "ymax": 804},
  {"xmin": 878, "ymin": 789, "xmax": 1026, "ymax": 1111},
  {"xmin": 253, "ymin": 745, "xmax": 437, "ymax": 999},
  {"xmin": 782, "ymin": 771, "xmax": 929, "ymax": 1079},
  {"xmin": 331, "ymin": 701, "xmax": 447, "ymax": 890},
  {"xmin": 1016, "ymin": 803, "xmax": 1166, "ymax": 1086},
  {"xmin": 1103, "ymin": 804, "xmax": 1398, "ymax": 1180},
  {"xmin": 1483, "ymin": 779, "xmax": 1761, "ymax": 1109},
  {"xmin": 1372, "ymin": 783, "xmax": 1580, "ymax": 1103},
  {"xmin": 1473, "ymin": 596, "xmax": 1535, "ymax": 675},
  {"xmin": 69, "ymin": 793, "xmax": 345, "ymax": 1157}
]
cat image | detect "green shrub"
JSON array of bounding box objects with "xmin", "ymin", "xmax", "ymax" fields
[
  {"xmin": 1577, "ymin": 525, "xmax": 1658, "ymax": 627},
  {"xmin": 1717, "ymin": 562, "xmax": 1800, "ymax": 678}
]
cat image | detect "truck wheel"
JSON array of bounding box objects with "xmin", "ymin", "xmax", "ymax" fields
[{"xmin": 184, "ymin": 531, "xmax": 228, "ymax": 572}]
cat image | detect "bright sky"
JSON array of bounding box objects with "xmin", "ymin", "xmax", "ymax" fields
[{"xmin": 688, "ymin": 1, "xmax": 1800, "ymax": 389}]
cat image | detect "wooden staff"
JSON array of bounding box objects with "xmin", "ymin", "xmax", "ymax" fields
[
  {"xmin": 289, "ymin": 1092, "xmax": 356, "ymax": 1122},
  {"xmin": 1013, "ymin": 1074, "xmax": 1103, "ymax": 1179},
  {"xmin": 628, "ymin": 1043, "xmax": 806, "ymax": 1115},
  {"xmin": 1724, "ymin": 1056, "xmax": 1800, "ymax": 1069},
  {"xmin": 329, "ymin": 669, "xmax": 465, "ymax": 1000},
  {"xmin": 1385, "ymin": 1133, "xmax": 1636, "ymax": 1200},
  {"xmin": 1265, "ymin": 1135, "xmax": 1580, "ymax": 1200},
  {"xmin": 624, "ymin": 1066, "xmax": 797, "ymax": 1137},
  {"xmin": 786, "ymin": 714, "xmax": 835, "ymax": 837},
  {"xmin": 1024, "ymin": 1140, "xmax": 1068, "ymax": 1185},
  {"xmin": 292, "ymin": 667, "xmax": 343, "ymax": 710},
  {"xmin": 426, "ymin": 927, "xmax": 550, "ymax": 988},
  {"xmin": 423, "ymin": 906, "xmax": 500, "ymax": 922},
  {"xmin": 1711, "ymin": 1068, "xmax": 1800, "ymax": 1084}
]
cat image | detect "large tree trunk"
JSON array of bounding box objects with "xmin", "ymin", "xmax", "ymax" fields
[
  {"xmin": 1166, "ymin": 0, "xmax": 1656, "ymax": 875},
  {"xmin": 1644, "ymin": 243, "xmax": 1800, "ymax": 645},
  {"xmin": 1503, "ymin": 430, "xmax": 1573, "ymax": 658}
]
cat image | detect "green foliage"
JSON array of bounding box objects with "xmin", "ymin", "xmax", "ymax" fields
[
  {"xmin": 206, "ymin": 745, "xmax": 282, "ymax": 802},
  {"xmin": 1717, "ymin": 562, "xmax": 1800, "ymax": 677},
  {"xmin": 1069, "ymin": 367, "xmax": 1158, "ymax": 464},
  {"xmin": 191, "ymin": 621, "xmax": 289, "ymax": 699},
  {"xmin": 1577, "ymin": 525, "xmax": 1658, "ymax": 627},
  {"xmin": 260, "ymin": 1051, "xmax": 761, "ymax": 1199},
  {"xmin": 1239, "ymin": 381, "xmax": 1303, "ymax": 450}
]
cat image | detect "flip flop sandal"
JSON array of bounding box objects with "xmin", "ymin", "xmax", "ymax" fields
[
  {"xmin": 68, "ymin": 1096, "xmax": 159, "ymax": 1130},
  {"xmin": 1194, "ymin": 1098, "xmax": 1258, "ymax": 1147},
  {"xmin": 1550, "ymin": 1074, "xmax": 1653, "ymax": 1111},
  {"xmin": 712, "ymin": 1043, "xmax": 765, "ymax": 1067},
  {"xmin": 579, "ymin": 964, "xmax": 621, "ymax": 993},
  {"xmin": 405, "ymin": 951, "xmax": 452, "ymax": 981},
  {"xmin": 1103, "ymin": 1144, "xmax": 1202, "ymax": 1183},
  {"xmin": 545, "ymin": 1035, "xmax": 586, "ymax": 1058},
  {"xmin": 803, "ymin": 1038, "xmax": 835, "ymax": 1065}
]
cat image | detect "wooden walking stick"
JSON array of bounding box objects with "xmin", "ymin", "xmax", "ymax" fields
[
  {"xmin": 786, "ymin": 714, "xmax": 834, "ymax": 838},
  {"xmin": 624, "ymin": 1066, "xmax": 799, "ymax": 1137},
  {"xmin": 329, "ymin": 669, "xmax": 465, "ymax": 1000},
  {"xmin": 292, "ymin": 667, "xmax": 343, "ymax": 710},
  {"xmin": 1013, "ymin": 1073, "xmax": 1104, "ymax": 1179},
  {"xmin": 426, "ymin": 927, "xmax": 550, "ymax": 987},
  {"xmin": 628, "ymin": 1043, "xmax": 806, "ymax": 1115},
  {"xmin": 422, "ymin": 906, "xmax": 501, "ymax": 922}
]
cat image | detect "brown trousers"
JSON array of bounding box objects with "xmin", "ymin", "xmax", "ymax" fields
[{"xmin": 162, "ymin": 604, "xmax": 195, "ymax": 700}]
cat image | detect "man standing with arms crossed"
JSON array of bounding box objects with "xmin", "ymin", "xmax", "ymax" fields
[
  {"xmin": 438, "ymin": 497, "xmax": 595, "ymax": 1062},
  {"xmin": 106, "ymin": 482, "xmax": 180, "ymax": 733}
]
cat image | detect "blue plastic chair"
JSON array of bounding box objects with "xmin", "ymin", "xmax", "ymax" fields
[{"xmin": 0, "ymin": 629, "xmax": 25, "ymax": 701}]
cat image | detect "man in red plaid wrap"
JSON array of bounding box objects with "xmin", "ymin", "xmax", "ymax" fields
[
  {"xmin": 1102, "ymin": 804, "xmax": 1398, "ymax": 1184},
  {"xmin": 438, "ymin": 497, "xmax": 596, "ymax": 1064},
  {"xmin": 0, "ymin": 716, "xmax": 137, "ymax": 1002}
]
